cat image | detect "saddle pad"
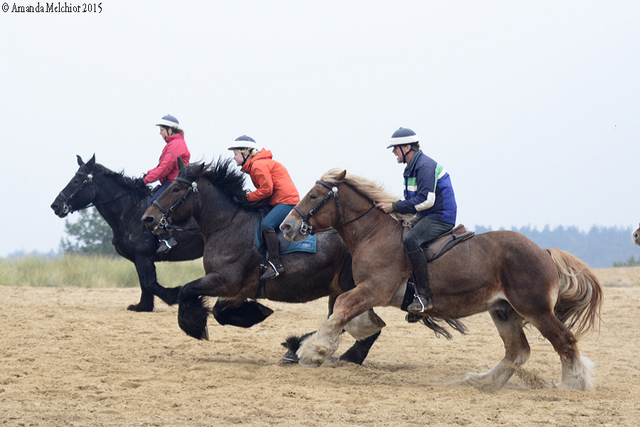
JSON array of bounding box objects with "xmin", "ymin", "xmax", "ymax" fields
[
  {"xmin": 423, "ymin": 224, "xmax": 474, "ymax": 261},
  {"xmin": 255, "ymin": 219, "xmax": 317, "ymax": 254}
]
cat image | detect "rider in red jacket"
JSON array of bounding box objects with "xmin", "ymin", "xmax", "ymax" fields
[{"xmin": 140, "ymin": 114, "xmax": 190, "ymax": 255}]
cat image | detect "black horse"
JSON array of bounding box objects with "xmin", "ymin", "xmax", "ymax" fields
[
  {"xmin": 141, "ymin": 158, "xmax": 385, "ymax": 364},
  {"xmin": 51, "ymin": 155, "xmax": 205, "ymax": 312}
]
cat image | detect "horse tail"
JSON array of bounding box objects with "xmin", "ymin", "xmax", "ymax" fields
[{"xmin": 547, "ymin": 248, "xmax": 603, "ymax": 338}]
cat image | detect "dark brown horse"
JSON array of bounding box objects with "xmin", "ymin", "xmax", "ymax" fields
[
  {"xmin": 140, "ymin": 159, "xmax": 385, "ymax": 364},
  {"xmin": 281, "ymin": 168, "xmax": 603, "ymax": 391}
]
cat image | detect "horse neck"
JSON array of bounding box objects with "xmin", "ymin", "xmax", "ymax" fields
[
  {"xmin": 91, "ymin": 174, "xmax": 138, "ymax": 229},
  {"xmin": 195, "ymin": 178, "xmax": 254, "ymax": 236},
  {"xmin": 334, "ymin": 184, "xmax": 401, "ymax": 251}
]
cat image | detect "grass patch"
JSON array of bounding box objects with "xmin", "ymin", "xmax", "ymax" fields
[{"xmin": 0, "ymin": 255, "xmax": 205, "ymax": 288}]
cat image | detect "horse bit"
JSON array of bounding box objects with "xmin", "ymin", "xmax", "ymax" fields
[{"xmin": 293, "ymin": 180, "xmax": 375, "ymax": 235}]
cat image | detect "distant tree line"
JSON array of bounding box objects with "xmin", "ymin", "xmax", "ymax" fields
[{"xmin": 475, "ymin": 225, "xmax": 640, "ymax": 268}]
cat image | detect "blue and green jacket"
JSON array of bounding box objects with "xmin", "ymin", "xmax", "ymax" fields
[{"xmin": 393, "ymin": 150, "xmax": 457, "ymax": 224}]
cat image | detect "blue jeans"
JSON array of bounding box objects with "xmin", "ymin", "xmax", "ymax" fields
[
  {"xmin": 150, "ymin": 182, "xmax": 171, "ymax": 204},
  {"xmin": 262, "ymin": 203, "xmax": 295, "ymax": 231},
  {"xmin": 403, "ymin": 216, "xmax": 454, "ymax": 252}
]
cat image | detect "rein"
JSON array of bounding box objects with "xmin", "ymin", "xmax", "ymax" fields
[{"xmin": 294, "ymin": 180, "xmax": 375, "ymax": 235}]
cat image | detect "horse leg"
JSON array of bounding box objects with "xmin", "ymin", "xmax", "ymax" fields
[
  {"xmin": 463, "ymin": 306, "xmax": 531, "ymax": 392},
  {"xmin": 127, "ymin": 257, "xmax": 156, "ymax": 312},
  {"xmin": 297, "ymin": 284, "xmax": 386, "ymax": 366},
  {"xmin": 284, "ymin": 309, "xmax": 385, "ymax": 365},
  {"xmin": 127, "ymin": 257, "xmax": 181, "ymax": 312},
  {"xmin": 528, "ymin": 313, "xmax": 595, "ymax": 391},
  {"xmin": 340, "ymin": 308, "xmax": 386, "ymax": 364}
]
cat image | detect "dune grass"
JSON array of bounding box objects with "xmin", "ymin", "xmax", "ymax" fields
[{"xmin": 0, "ymin": 255, "xmax": 205, "ymax": 288}]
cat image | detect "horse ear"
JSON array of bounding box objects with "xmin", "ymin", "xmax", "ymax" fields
[
  {"xmin": 86, "ymin": 154, "xmax": 96, "ymax": 170},
  {"xmin": 178, "ymin": 157, "xmax": 186, "ymax": 171},
  {"xmin": 77, "ymin": 155, "xmax": 84, "ymax": 166},
  {"xmin": 337, "ymin": 170, "xmax": 347, "ymax": 182}
]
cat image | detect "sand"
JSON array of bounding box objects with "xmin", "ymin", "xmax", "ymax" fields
[{"xmin": 1, "ymin": 267, "xmax": 639, "ymax": 426}]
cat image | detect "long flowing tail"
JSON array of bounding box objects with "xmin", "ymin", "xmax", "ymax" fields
[{"xmin": 547, "ymin": 248, "xmax": 603, "ymax": 338}]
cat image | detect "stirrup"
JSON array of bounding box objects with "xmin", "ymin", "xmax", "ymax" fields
[
  {"xmin": 407, "ymin": 294, "xmax": 433, "ymax": 313},
  {"xmin": 260, "ymin": 261, "xmax": 283, "ymax": 280},
  {"xmin": 156, "ymin": 237, "xmax": 177, "ymax": 255}
]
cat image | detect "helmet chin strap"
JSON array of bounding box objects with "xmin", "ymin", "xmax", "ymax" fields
[
  {"xmin": 241, "ymin": 151, "xmax": 250, "ymax": 166},
  {"xmin": 401, "ymin": 145, "xmax": 410, "ymax": 163}
]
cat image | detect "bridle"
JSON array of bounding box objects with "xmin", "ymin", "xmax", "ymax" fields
[
  {"xmin": 153, "ymin": 177, "xmax": 200, "ymax": 230},
  {"xmin": 293, "ymin": 180, "xmax": 375, "ymax": 235},
  {"xmin": 58, "ymin": 174, "xmax": 95, "ymax": 214},
  {"xmin": 152, "ymin": 176, "xmax": 239, "ymax": 234}
]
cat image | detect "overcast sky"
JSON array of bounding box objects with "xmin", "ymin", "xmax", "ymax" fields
[{"xmin": 1, "ymin": 1, "xmax": 639, "ymax": 257}]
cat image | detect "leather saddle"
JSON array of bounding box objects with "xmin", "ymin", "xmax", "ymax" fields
[{"xmin": 421, "ymin": 224, "xmax": 475, "ymax": 261}]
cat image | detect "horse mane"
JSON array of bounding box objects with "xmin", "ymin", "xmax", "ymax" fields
[
  {"xmin": 180, "ymin": 158, "xmax": 268, "ymax": 211},
  {"xmin": 93, "ymin": 163, "xmax": 150, "ymax": 198},
  {"xmin": 321, "ymin": 168, "xmax": 415, "ymax": 223}
]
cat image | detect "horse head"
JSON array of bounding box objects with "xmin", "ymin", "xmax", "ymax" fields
[
  {"xmin": 141, "ymin": 158, "xmax": 205, "ymax": 233},
  {"xmin": 281, "ymin": 169, "xmax": 346, "ymax": 242},
  {"xmin": 51, "ymin": 154, "xmax": 98, "ymax": 217},
  {"xmin": 633, "ymin": 223, "xmax": 640, "ymax": 246}
]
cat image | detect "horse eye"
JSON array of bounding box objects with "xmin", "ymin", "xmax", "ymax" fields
[
  {"xmin": 172, "ymin": 186, "xmax": 181, "ymax": 193},
  {"xmin": 310, "ymin": 193, "xmax": 318, "ymax": 200}
]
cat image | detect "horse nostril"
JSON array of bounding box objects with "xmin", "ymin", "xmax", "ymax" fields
[
  {"xmin": 142, "ymin": 216, "xmax": 154, "ymax": 224},
  {"xmin": 280, "ymin": 223, "xmax": 291, "ymax": 233}
]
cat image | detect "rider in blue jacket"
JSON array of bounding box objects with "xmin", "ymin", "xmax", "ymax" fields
[{"xmin": 376, "ymin": 127, "xmax": 457, "ymax": 313}]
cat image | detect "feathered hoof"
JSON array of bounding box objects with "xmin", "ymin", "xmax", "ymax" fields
[{"xmin": 296, "ymin": 332, "xmax": 337, "ymax": 367}]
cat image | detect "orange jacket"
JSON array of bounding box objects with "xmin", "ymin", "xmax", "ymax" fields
[{"xmin": 241, "ymin": 149, "xmax": 300, "ymax": 206}]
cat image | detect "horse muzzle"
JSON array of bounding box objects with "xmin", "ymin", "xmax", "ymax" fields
[
  {"xmin": 280, "ymin": 216, "xmax": 309, "ymax": 242},
  {"xmin": 50, "ymin": 196, "xmax": 70, "ymax": 218}
]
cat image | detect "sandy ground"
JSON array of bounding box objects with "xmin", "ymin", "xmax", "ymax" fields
[{"xmin": 1, "ymin": 267, "xmax": 640, "ymax": 426}]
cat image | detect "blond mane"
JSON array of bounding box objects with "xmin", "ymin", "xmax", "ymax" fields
[{"xmin": 320, "ymin": 168, "xmax": 416, "ymax": 224}]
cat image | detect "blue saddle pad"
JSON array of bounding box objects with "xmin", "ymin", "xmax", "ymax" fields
[{"xmin": 255, "ymin": 219, "xmax": 317, "ymax": 255}]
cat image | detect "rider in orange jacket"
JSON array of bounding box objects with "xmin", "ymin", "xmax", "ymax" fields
[{"xmin": 229, "ymin": 135, "xmax": 300, "ymax": 279}]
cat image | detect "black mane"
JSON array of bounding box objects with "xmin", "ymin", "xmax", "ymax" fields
[
  {"xmin": 179, "ymin": 158, "xmax": 268, "ymax": 210},
  {"xmin": 92, "ymin": 163, "xmax": 151, "ymax": 198}
]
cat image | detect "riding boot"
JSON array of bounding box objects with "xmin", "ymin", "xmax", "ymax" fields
[
  {"xmin": 260, "ymin": 228, "xmax": 285, "ymax": 280},
  {"xmin": 156, "ymin": 234, "xmax": 178, "ymax": 256},
  {"xmin": 407, "ymin": 249, "xmax": 434, "ymax": 313}
]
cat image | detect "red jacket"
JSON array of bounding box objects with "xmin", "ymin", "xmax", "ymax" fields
[
  {"xmin": 241, "ymin": 149, "xmax": 300, "ymax": 206},
  {"xmin": 144, "ymin": 134, "xmax": 190, "ymax": 185}
]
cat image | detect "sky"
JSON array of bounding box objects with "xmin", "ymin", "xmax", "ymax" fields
[{"xmin": 1, "ymin": 0, "xmax": 639, "ymax": 257}]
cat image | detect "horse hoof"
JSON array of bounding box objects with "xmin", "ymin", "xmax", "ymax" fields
[
  {"xmin": 298, "ymin": 358, "xmax": 322, "ymax": 367},
  {"xmin": 127, "ymin": 303, "xmax": 153, "ymax": 312},
  {"xmin": 282, "ymin": 351, "xmax": 298, "ymax": 363}
]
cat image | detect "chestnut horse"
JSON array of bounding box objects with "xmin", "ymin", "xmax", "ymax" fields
[
  {"xmin": 141, "ymin": 159, "xmax": 386, "ymax": 364},
  {"xmin": 281, "ymin": 168, "xmax": 603, "ymax": 391}
]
